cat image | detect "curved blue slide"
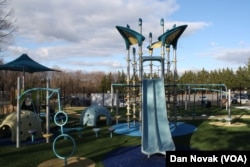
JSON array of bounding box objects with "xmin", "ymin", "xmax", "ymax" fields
[{"xmin": 141, "ymin": 79, "xmax": 175, "ymax": 156}]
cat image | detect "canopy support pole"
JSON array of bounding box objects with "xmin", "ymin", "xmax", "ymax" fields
[
  {"xmin": 46, "ymin": 78, "xmax": 50, "ymax": 143},
  {"xmin": 16, "ymin": 77, "xmax": 20, "ymax": 148}
]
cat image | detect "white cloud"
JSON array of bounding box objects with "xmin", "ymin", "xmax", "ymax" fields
[
  {"xmin": 209, "ymin": 42, "xmax": 217, "ymax": 47},
  {"xmin": 4, "ymin": 0, "xmax": 211, "ymax": 71},
  {"xmin": 213, "ymin": 47, "xmax": 250, "ymax": 65},
  {"xmin": 167, "ymin": 21, "xmax": 211, "ymax": 37},
  {"xmin": 12, "ymin": 0, "xmax": 180, "ymax": 42}
]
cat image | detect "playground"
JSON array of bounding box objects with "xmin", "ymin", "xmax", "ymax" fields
[{"xmin": 1, "ymin": 18, "xmax": 250, "ymax": 166}]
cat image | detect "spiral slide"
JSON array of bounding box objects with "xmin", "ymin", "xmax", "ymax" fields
[{"xmin": 141, "ymin": 79, "xmax": 175, "ymax": 156}]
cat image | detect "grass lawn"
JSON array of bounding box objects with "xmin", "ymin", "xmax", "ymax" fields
[
  {"xmin": 190, "ymin": 119, "xmax": 250, "ymax": 150},
  {"xmin": 0, "ymin": 105, "xmax": 250, "ymax": 166}
]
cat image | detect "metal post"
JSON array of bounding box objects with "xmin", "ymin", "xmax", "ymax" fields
[
  {"xmin": 149, "ymin": 32, "xmax": 153, "ymax": 79},
  {"xmin": 127, "ymin": 49, "xmax": 131, "ymax": 85},
  {"xmin": 173, "ymin": 48, "xmax": 178, "ymax": 126},
  {"xmin": 126, "ymin": 48, "xmax": 131, "ymax": 128},
  {"xmin": 160, "ymin": 18, "xmax": 164, "ymax": 35},
  {"xmin": 46, "ymin": 78, "xmax": 50, "ymax": 143},
  {"xmin": 166, "ymin": 45, "xmax": 171, "ymax": 112},
  {"xmin": 173, "ymin": 49, "xmax": 177, "ymax": 83},
  {"xmin": 22, "ymin": 75, "xmax": 25, "ymax": 90},
  {"xmin": 160, "ymin": 18, "xmax": 165, "ymax": 73},
  {"xmin": 228, "ymin": 89, "xmax": 231, "ymax": 124},
  {"xmin": 132, "ymin": 48, "xmax": 137, "ymax": 125},
  {"xmin": 185, "ymin": 86, "xmax": 187, "ymax": 111},
  {"xmin": 188, "ymin": 86, "xmax": 191, "ymax": 113},
  {"xmin": 138, "ymin": 18, "xmax": 143, "ymax": 81},
  {"xmin": 116, "ymin": 89, "xmax": 119, "ymax": 123},
  {"xmin": 111, "ymin": 84, "xmax": 113, "ymax": 113},
  {"xmin": 132, "ymin": 47, "xmax": 137, "ymax": 82},
  {"xmin": 138, "ymin": 18, "xmax": 143, "ymax": 124},
  {"xmin": 16, "ymin": 77, "xmax": 20, "ymax": 148}
]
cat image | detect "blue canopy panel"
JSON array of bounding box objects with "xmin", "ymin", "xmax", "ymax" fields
[
  {"xmin": 0, "ymin": 54, "xmax": 60, "ymax": 73},
  {"xmin": 116, "ymin": 26, "xmax": 145, "ymax": 50},
  {"xmin": 158, "ymin": 25, "xmax": 188, "ymax": 49}
]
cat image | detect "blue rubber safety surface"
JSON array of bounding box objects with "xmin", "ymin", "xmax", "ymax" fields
[
  {"xmin": 112, "ymin": 121, "xmax": 197, "ymax": 137},
  {"xmin": 112, "ymin": 121, "xmax": 141, "ymax": 136},
  {"xmin": 102, "ymin": 145, "xmax": 197, "ymax": 167},
  {"xmin": 104, "ymin": 122, "xmax": 197, "ymax": 167},
  {"xmin": 170, "ymin": 122, "xmax": 197, "ymax": 137},
  {"xmin": 103, "ymin": 145, "xmax": 165, "ymax": 167}
]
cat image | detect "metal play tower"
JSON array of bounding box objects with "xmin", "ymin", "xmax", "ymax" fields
[
  {"xmin": 112, "ymin": 18, "xmax": 187, "ymax": 128},
  {"xmin": 113, "ymin": 18, "xmax": 187, "ymax": 156}
]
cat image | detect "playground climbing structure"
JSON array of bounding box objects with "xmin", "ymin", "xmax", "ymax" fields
[{"xmin": 112, "ymin": 18, "xmax": 188, "ymax": 156}]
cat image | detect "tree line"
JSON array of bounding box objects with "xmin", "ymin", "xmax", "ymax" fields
[
  {"xmin": 179, "ymin": 63, "xmax": 250, "ymax": 91},
  {"xmin": 1, "ymin": 60, "xmax": 250, "ymax": 98}
]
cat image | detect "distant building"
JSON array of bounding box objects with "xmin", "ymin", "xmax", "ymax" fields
[{"xmin": 91, "ymin": 93, "xmax": 119, "ymax": 106}]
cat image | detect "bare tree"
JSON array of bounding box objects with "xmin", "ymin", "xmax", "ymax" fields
[{"xmin": 0, "ymin": 0, "xmax": 17, "ymax": 51}]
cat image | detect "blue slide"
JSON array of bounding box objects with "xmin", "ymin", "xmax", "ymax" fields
[{"xmin": 141, "ymin": 79, "xmax": 175, "ymax": 156}]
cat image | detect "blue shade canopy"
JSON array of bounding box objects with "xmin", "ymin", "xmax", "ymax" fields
[
  {"xmin": 116, "ymin": 26, "xmax": 145, "ymax": 49},
  {"xmin": 0, "ymin": 54, "xmax": 60, "ymax": 73},
  {"xmin": 158, "ymin": 25, "xmax": 188, "ymax": 49},
  {"xmin": 147, "ymin": 41, "xmax": 162, "ymax": 50}
]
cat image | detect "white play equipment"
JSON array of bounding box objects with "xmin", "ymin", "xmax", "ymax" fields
[
  {"xmin": 80, "ymin": 105, "xmax": 112, "ymax": 126},
  {"xmin": 0, "ymin": 110, "xmax": 42, "ymax": 141}
]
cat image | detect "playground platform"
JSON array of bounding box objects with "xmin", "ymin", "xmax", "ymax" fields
[{"xmin": 112, "ymin": 121, "xmax": 197, "ymax": 137}]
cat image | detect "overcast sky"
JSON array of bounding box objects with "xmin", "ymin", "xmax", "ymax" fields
[{"xmin": 1, "ymin": 0, "xmax": 250, "ymax": 74}]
